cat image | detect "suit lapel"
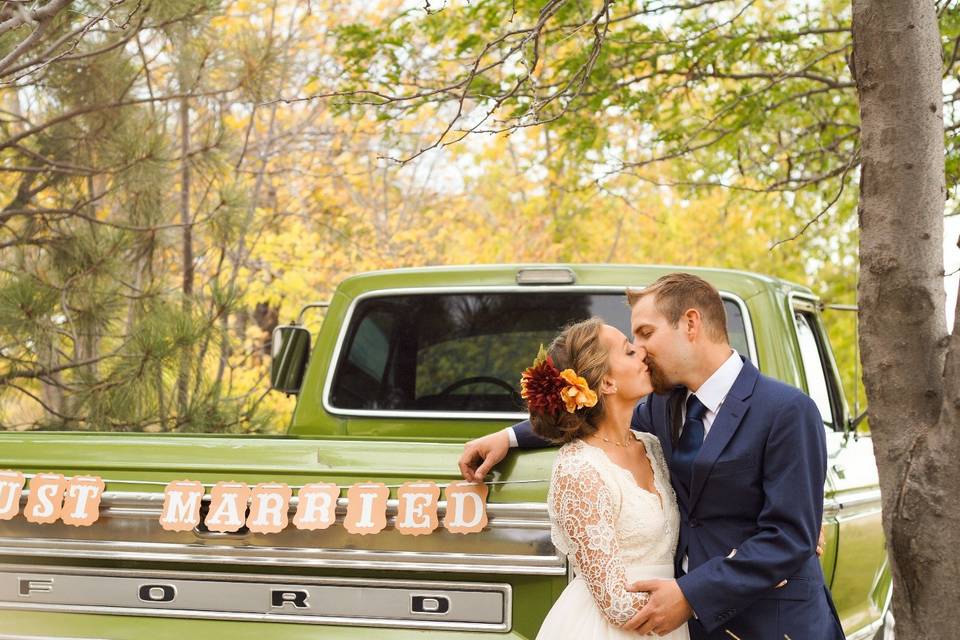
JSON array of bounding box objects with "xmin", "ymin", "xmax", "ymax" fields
[
  {"xmin": 687, "ymin": 358, "xmax": 759, "ymax": 511},
  {"xmin": 659, "ymin": 388, "xmax": 685, "ymax": 463}
]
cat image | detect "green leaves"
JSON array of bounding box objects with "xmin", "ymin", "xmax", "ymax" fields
[
  {"xmin": 532, "ymin": 343, "xmax": 549, "ymax": 368},
  {"xmin": 0, "ymin": 275, "xmax": 59, "ymax": 340},
  {"xmin": 320, "ymin": 0, "xmax": 860, "ymax": 201},
  {"xmin": 456, "ymin": 33, "xmax": 484, "ymax": 56}
]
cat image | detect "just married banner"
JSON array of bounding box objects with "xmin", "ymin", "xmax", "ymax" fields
[{"xmin": 0, "ymin": 470, "xmax": 490, "ymax": 535}]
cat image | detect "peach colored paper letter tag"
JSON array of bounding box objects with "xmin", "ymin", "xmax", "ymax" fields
[
  {"xmin": 292, "ymin": 483, "xmax": 339, "ymax": 531},
  {"xmin": 204, "ymin": 482, "xmax": 250, "ymax": 533},
  {"xmin": 396, "ymin": 482, "xmax": 440, "ymax": 536},
  {"xmin": 160, "ymin": 480, "xmax": 205, "ymax": 532},
  {"xmin": 61, "ymin": 475, "xmax": 105, "ymax": 526},
  {"xmin": 246, "ymin": 483, "xmax": 292, "ymax": 534},
  {"xmin": 443, "ymin": 481, "xmax": 489, "ymax": 534},
  {"xmin": 343, "ymin": 483, "xmax": 389, "ymax": 535},
  {"xmin": 24, "ymin": 473, "xmax": 67, "ymax": 524},
  {"xmin": 0, "ymin": 471, "xmax": 25, "ymax": 520}
]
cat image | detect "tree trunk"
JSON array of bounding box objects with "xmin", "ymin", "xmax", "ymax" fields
[
  {"xmin": 251, "ymin": 301, "xmax": 279, "ymax": 365},
  {"xmin": 852, "ymin": 1, "xmax": 960, "ymax": 637},
  {"xmin": 37, "ymin": 334, "xmax": 63, "ymax": 420},
  {"xmin": 176, "ymin": 46, "xmax": 193, "ymax": 426}
]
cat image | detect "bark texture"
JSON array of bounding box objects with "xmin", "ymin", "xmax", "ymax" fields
[{"xmin": 853, "ymin": 1, "xmax": 960, "ymax": 637}]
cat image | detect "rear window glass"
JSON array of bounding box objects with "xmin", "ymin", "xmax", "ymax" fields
[{"xmin": 329, "ymin": 292, "xmax": 751, "ymax": 413}]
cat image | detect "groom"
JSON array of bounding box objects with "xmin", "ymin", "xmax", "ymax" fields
[{"xmin": 458, "ymin": 273, "xmax": 845, "ymax": 639}]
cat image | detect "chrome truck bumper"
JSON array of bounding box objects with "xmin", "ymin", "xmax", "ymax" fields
[{"xmin": 0, "ymin": 564, "xmax": 511, "ymax": 632}]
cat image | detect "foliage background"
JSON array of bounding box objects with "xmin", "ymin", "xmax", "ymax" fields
[{"xmin": 6, "ymin": 0, "xmax": 954, "ymax": 434}]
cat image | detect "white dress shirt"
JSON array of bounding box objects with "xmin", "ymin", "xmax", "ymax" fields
[{"xmin": 680, "ymin": 349, "xmax": 743, "ymax": 438}]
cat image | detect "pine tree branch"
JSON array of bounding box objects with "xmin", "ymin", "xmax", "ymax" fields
[
  {"xmin": 0, "ymin": 0, "xmax": 76, "ymax": 79},
  {"xmin": 0, "ymin": 353, "xmax": 118, "ymax": 385},
  {"xmin": 0, "ymin": 88, "xmax": 237, "ymax": 152},
  {"xmin": 0, "ymin": 0, "xmax": 72, "ymax": 38},
  {"xmin": 2, "ymin": 380, "xmax": 85, "ymax": 423},
  {"xmin": 0, "ymin": 0, "xmax": 136, "ymax": 82}
]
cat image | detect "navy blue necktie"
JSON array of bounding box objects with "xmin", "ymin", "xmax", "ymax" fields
[{"xmin": 673, "ymin": 394, "xmax": 707, "ymax": 498}]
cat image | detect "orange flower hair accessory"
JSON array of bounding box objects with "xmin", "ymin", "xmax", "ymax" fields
[
  {"xmin": 520, "ymin": 345, "xmax": 598, "ymax": 415},
  {"xmin": 559, "ymin": 369, "xmax": 598, "ymax": 413}
]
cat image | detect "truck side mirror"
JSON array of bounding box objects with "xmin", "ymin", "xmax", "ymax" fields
[{"xmin": 270, "ymin": 325, "xmax": 311, "ymax": 394}]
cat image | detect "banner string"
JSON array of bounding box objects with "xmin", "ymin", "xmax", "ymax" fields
[{"xmin": 17, "ymin": 472, "xmax": 549, "ymax": 491}]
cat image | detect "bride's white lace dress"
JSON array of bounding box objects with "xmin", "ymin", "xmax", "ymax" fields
[{"xmin": 536, "ymin": 430, "xmax": 689, "ymax": 640}]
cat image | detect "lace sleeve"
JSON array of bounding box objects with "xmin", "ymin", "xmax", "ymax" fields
[{"xmin": 549, "ymin": 451, "xmax": 650, "ymax": 627}]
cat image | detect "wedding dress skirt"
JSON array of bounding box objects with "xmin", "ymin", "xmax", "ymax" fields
[{"xmin": 537, "ymin": 562, "xmax": 690, "ymax": 640}]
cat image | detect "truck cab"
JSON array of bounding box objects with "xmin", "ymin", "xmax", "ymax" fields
[{"xmin": 0, "ymin": 264, "xmax": 890, "ymax": 640}]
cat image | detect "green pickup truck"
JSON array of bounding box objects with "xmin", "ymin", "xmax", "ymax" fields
[{"xmin": 0, "ymin": 264, "xmax": 891, "ymax": 639}]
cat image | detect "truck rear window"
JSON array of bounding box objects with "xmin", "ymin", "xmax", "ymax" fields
[{"xmin": 329, "ymin": 292, "xmax": 751, "ymax": 414}]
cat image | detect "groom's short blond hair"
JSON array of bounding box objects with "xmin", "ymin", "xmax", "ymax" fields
[{"xmin": 626, "ymin": 273, "xmax": 729, "ymax": 343}]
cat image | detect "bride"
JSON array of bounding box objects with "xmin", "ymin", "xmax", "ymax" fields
[{"xmin": 522, "ymin": 317, "xmax": 689, "ymax": 640}]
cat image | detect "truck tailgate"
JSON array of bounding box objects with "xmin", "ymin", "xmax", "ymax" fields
[{"xmin": 0, "ymin": 433, "xmax": 560, "ymax": 637}]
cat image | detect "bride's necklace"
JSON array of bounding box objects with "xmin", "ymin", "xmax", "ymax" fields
[{"xmin": 590, "ymin": 431, "xmax": 632, "ymax": 447}]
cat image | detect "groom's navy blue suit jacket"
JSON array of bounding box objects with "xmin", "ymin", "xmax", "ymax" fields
[{"xmin": 514, "ymin": 357, "xmax": 845, "ymax": 639}]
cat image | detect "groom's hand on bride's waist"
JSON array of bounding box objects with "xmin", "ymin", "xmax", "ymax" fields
[{"xmin": 623, "ymin": 578, "xmax": 693, "ymax": 635}]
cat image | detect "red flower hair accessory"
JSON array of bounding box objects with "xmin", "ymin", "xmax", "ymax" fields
[{"xmin": 520, "ymin": 345, "xmax": 598, "ymax": 415}]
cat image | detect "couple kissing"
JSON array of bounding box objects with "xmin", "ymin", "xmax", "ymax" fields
[{"xmin": 458, "ymin": 273, "xmax": 845, "ymax": 640}]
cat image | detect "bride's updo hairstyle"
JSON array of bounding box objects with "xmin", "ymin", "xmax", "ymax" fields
[{"xmin": 527, "ymin": 317, "xmax": 610, "ymax": 444}]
